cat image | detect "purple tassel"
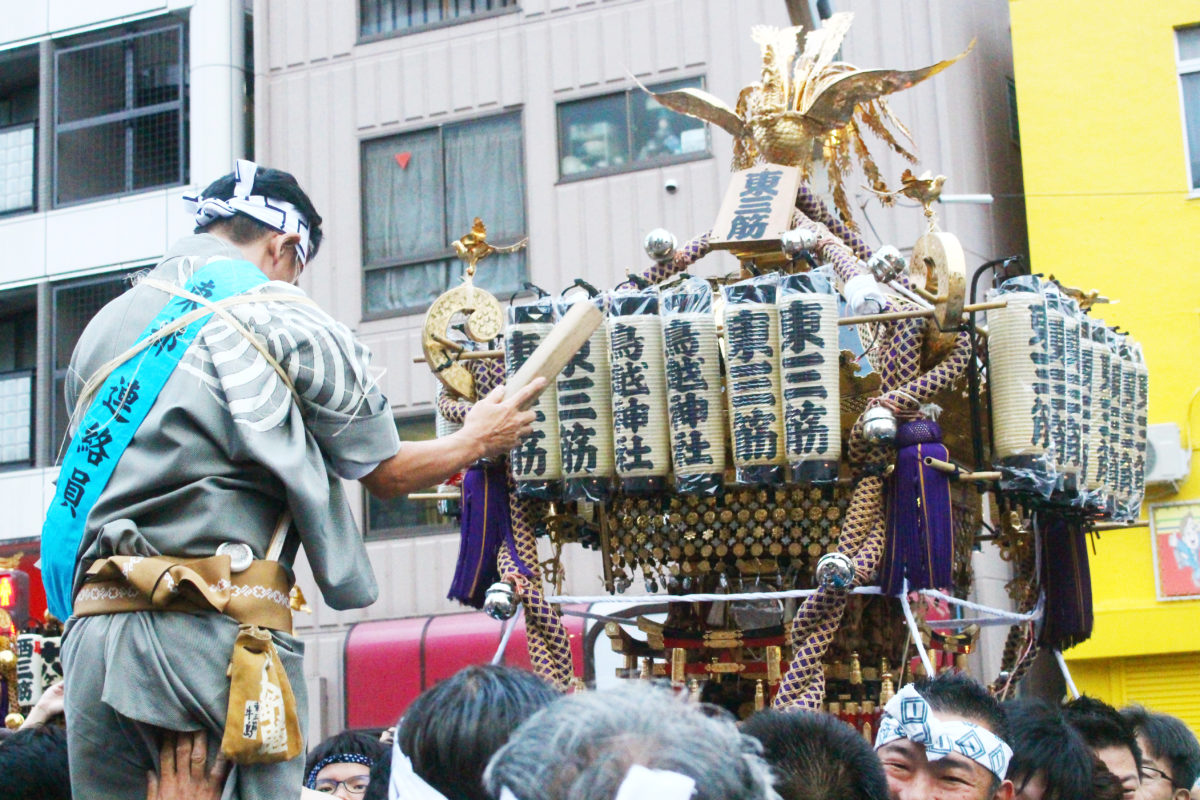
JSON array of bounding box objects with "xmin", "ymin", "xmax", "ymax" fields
[
  {"xmin": 880, "ymin": 420, "xmax": 955, "ymax": 595},
  {"xmin": 1038, "ymin": 514, "xmax": 1093, "ymax": 649},
  {"xmin": 447, "ymin": 463, "xmax": 511, "ymax": 608}
]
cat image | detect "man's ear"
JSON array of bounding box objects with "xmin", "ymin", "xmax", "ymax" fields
[
  {"xmin": 1172, "ymin": 787, "xmax": 1191, "ymax": 800},
  {"xmin": 268, "ymin": 231, "xmax": 301, "ymax": 262},
  {"xmin": 994, "ymin": 778, "xmax": 1015, "ymax": 800}
]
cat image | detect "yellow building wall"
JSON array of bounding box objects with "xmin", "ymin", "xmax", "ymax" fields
[{"xmin": 1008, "ymin": 0, "xmax": 1200, "ymax": 707}]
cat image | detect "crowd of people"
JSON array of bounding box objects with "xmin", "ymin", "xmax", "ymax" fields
[{"xmin": 5, "ymin": 664, "xmax": 1195, "ymax": 800}]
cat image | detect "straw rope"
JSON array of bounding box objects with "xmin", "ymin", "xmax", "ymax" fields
[
  {"xmin": 618, "ymin": 233, "xmax": 713, "ymax": 291},
  {"xmin": 437, "ymin": 356, "xmax": 575, "ymax": 689},
  {"xmin": 773, "ymin": 213, "xmax": 971, "ymax": 710}
]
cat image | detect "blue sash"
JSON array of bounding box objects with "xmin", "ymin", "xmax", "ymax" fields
[{"xmin": 41, "ymin": 259, "xmax": 270, "ymax": 621}]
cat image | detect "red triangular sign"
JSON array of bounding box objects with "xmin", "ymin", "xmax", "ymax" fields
[{"xmin": 394, "ymin": 152, "xmax": 412, "ymax": 169}]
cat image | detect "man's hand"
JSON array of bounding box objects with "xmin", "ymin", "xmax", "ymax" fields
[
  {"xmin": 461, "ymin": 379, "xmax": 546, "ymax": 460},
  {"xmin": 20, "ymin": 681, "xmax": 65, "ymax": 729},
  {"xmin": 146, "ymin": 731, "xmax": 229, "ymax": 800}
]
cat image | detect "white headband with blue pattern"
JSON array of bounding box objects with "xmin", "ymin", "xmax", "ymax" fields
[
  {"xmin": 875, "ymin": 684, "xmax": 1013, "ymax": 781},
  {"xmin": 183, "ymin": 159, "xmax": 313, "ymax": 265}
]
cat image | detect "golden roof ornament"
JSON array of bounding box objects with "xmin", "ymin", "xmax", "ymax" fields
[{"xmin": 642, "ymin": 13, "xmax": 972, "ymax": 227}]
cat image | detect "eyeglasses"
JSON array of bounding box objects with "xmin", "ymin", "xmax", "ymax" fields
[
  {"xmin": 312, "ymin": 777, "xmax": 371, "ymax": 795},
  {"xmin": 1141, "ymin": 766, "xmax": 1175, "ymax": 786}
]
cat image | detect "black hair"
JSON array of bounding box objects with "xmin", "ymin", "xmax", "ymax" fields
[
  {"xmin": 1122, "ymin": 705, "xmax": 1200, "ymax": 789},
  {"xmin": 914, "ymin": 671, "xmax": 1009, "ymax": 742},
  {"xmin": 398, "ymin": 664, "xmax": 559, "ymax": 800},
  {"xmin": 0, "ymin": 724, "xmax": 71, "ymax": 800},
  {"xmin": 1004, "ymin": 698, "xmax": 1094, "ymax": 800},
  {"xmin": 193, "ymin": 165, "xmax": 324, "ymax": 261},
  {"xmin": 1092, "ymin": 754, "xmax": 1127, "ymax": 800},
  {"xmin": 1063, "ymin": 696, "xmax": 1142, "ymax": 772},
  {"xmin": 741, "ymin": 709, "xmax": 889, "ymax": 800},
  {"xmin": 304, "ymin": 730, "xmax": 388, "ymax": 787},
  {"xmin": 362, "ymin": 744, "xmax": 393, "ymax": 800}
]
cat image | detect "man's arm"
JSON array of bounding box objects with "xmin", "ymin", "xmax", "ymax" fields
[{"xmin": 359, "ymin": 378, "xmax": 545, "ymax": 500}]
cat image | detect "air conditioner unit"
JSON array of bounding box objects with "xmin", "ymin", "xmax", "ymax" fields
[{"xmin": 1145, "ymin": 422, "xmax": 1190, "ymax": 486}]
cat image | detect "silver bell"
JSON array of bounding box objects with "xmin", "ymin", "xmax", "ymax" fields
[
  {"xmin": 643, "ymin": 228, "xmax": 677, "ymax": 263},
  {"xmin": 483, "ymin": 581, "xmax": 518, "ymax": 621},
  {"xmin": 780, "ymin": 227, "xmax": 819, "ymax": 260},
  {"xmin": 816, "ymin": 552, "xmax": 855, "ymax": 590},
  {"xmin": 867, "ymin": 245, "xmax": 907, "ymax": 283},
  {"xmin": 861, "ymin": 406, "xmax": 898, "ymax": 445}
]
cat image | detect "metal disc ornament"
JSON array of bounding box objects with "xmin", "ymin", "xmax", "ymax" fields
[
  {"xmin": 643, "ymin": 228, "xmax": 678, "ymax": 263},
  {"xmin": 483, "ymin": 581, "xmax": 519, "ymax": 621},
  {"xmin": 780, "ymin": 227, "xmax": 819, "ymax": 260},
  {"xmin": 861, "ymin": 406, "xmax": 898, "ymax": 445},
  {"xmin": 816, "ymin": 552, "xmax": 855, "ymax": 589}
]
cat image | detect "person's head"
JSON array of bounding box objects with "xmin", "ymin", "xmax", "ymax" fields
[
  {"xmin": 1094, "ymin": 755, "xmax": 1128, "ymax": 800},
  {"xmin": 874, "ymin": 672, "xmax": 1014, "ymax": 800},
  {"xmin": 741, "ymin": 709, "xmax": 888, "ymax": 800},
  {"xmin": 397, "ymin": 664, "xmax": 558, "ymax": 800},
  {"xmin": 1002, "ymin": 698, "xmax": 1093, "ymax": 800},
  {"xmin": 1122, "ymin": 706, "xmax": 1200, "ymax": 800},
  {"xmin": 187, "ymin": 159, "xmax": 324, "ymax": 284},
  {"xmin": 305, "ymin": 730, "xmax": 388, "ymax": 799},
  {"xmin": 483, "ymin": 684, "xmax": 776, "ymax": 800},
  {"xmin": 0, "ymin": 724, "xmax": 70, "ymax": 799},
  {"xmin": 1063, "ymin": 696, "xmax": 1141, "ymax": 800}
]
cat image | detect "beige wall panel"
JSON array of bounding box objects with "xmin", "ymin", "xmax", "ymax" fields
[
  {"xmin": 549, "ymin": 21, "xmax": 576, "ymax": 92},
  {"xmin": 497, "ymin": 28, "xmax": 525, "ymax": 109},
  {"xmin": 401, "ymin": 49, "xmax": 428, "ymax": 120},
  {"xmin": 473, "ymin": 37, "xmax": 502, "ymax": 109},
  {"xmin": 376, "ymin": 54, "xmax": 403, "ymax": 127}
]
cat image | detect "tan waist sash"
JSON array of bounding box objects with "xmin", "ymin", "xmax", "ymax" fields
[
  {"xmin": 75, "ymin": 554, "xmax": 294, "ymax": 634},
  {"xmin": 74, "ymin": 554, "xmax": 303, "ymax": 763}
]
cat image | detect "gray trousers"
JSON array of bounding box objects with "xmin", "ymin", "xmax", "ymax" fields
[{"xmin": 62, "ymin": 611, "xmax": 306, "ymax": 800}]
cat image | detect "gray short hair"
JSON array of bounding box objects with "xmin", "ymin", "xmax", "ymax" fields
[{"xmin": 483, "ymin": 684, "xmax": 778, "ymax": 800}]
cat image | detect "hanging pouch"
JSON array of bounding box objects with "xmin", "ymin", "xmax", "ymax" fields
[{"xmin": 220, "ymin": 624, "xmax": 303, "ymax": 765}]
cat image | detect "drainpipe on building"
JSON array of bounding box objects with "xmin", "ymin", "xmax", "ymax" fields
[{"xmin": 189, "ymin": 0, "xmax": 246, "ymax": 187}]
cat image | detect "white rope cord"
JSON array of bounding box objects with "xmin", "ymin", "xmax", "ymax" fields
[
  {"xmin": 491, "ymin": 602, "xmax": 523, "ymax": 665},
  {"xmin": 899, "ymin": 578, "xmax": 936, "ymax": 678},
  {"xmin": 1054, "ymin": 648, "xmax": 1081, "ymax": 699}
]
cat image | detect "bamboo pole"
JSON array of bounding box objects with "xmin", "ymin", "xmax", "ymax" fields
[{"xmin": 838, "ymin": 300, "xmax": 1007, "ymax": 327}]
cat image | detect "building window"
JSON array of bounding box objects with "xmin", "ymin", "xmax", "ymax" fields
[
  {"xmin": 557, "ymin": 77, "xmax": 710, "ymax": 180},
  {"xmin": 361, "ymin": 111, "xmax": 527, "ymax": 317},
  {"xmin": 53, "ymin": 23, "xmax": 187, "ymax": 207},
  {"xmin": 0, "ymin": 47, "xmax": 39, "ymax": 216},
  {"xmin": 1179, "ymin": 26, "xmax": 1200, "ymax": 192},
  {"xmin": 360, "ymin": 0, "xmax": 518, "ymax": 39},
  {"xmin": 51, "ymin": 272, "xmax": 136, "ymax": 450},
  {"xmin": 0, "ymin": 298, "xmax": 37, "ymax": 469},
  {"xmin": 366, "ymin": 414, "xmax": 456, "ymax": 539}
]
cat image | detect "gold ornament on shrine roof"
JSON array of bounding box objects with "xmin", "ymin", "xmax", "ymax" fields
[
  {"xmin": 420, "ymin": 218, "xmax": 524, "ymax": 400},
  {"xmin": 641, "ymin": 12, "xmax": 973, "ymax": 227}
]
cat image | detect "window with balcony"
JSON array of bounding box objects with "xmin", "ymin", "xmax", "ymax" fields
[
  {"xmin": 366, "ymin": 414, "xmax": 457, "ymax": 539},
  {"xmin": 361, "ymin": 111, "xmax": 527, "ymax": 317},
  {"xmin": 1178, "ymin": 26, "xmax": 1200, "ymax": 192},
  {"xmin": 0, "ymin": 47, "xmax": 39, "ymax": 216},
  {"xmin": 557, "ymin": 76, "xmax": 710, "ymax": 180},
  {"xmin": 360, "ymin": 0, "xmax": 518, "ymax": 39},
  {"xmin": 54, "ymin": 22, "xmax": 187, "ymax": 207}
]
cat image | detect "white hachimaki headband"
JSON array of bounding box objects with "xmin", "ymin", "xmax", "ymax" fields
[
  {"xmin": 182, "ymin": 159, "xmax": 313, "ymax": 265},
  {"xmin": 875, "ymin": 684, "xmax": 1013, "ymax": 781}
]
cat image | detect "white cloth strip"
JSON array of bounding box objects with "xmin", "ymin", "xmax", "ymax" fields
[
  {"xmin": 899, "ymin": 578, "xmax": 936, "ymax": 677},
  {"xmin": 182, "ymin": 159, "xmax": 313, "ymax": 264},
  {"xmin": 388, "ymin": 744, "xmax": 450, "ymax": 800},
  {"xmin": 917, "ymin": 588, "xmax": 1044, "ymax": 623},
  {"xmin": 1054, "ymin": 649, "xmax": 1081, "ymax": 699},
  {"xmin": 876, "ymin": 684, "xmax": 1014, "ymax": 780}
]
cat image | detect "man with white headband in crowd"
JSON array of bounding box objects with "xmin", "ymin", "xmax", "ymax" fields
[
  {"xmin": 875, "ymin": 673, "xmax": 1015, "ymax": 800},
  {"xmin": 43, "ymin": 161, "xmax": 543, "ymax": 799}
]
